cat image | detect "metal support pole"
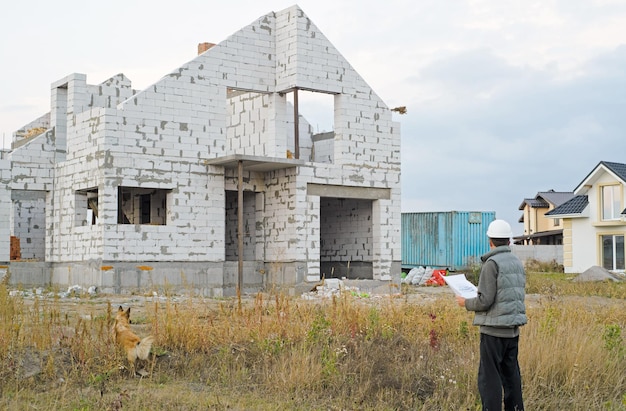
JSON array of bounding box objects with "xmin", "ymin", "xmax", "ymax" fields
[
  {"xmin": 293, "ymin": 88, "xmax": 300, "ymax": 159},
  {"xmin": 237, "ymin": 160, "xmax": 244, "ymax": 306}
]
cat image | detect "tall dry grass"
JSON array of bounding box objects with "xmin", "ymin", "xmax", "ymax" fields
[{"xmin": 0, "ymin": 277, "xmax": 625, "ymax": 410}]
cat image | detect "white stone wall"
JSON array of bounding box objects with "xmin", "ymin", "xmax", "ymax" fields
[
  {"xmin": 0, "ymin": 157, "xmax": 10, "ymax": 261},
  {"xmin": 87, "ymin": 74, "xmax": 135, "ymax": 110},
  {"xmin": 320, "ymin": 198, "xmax": 373, "ymax": 262},
  {"xmin": 46, "ymin": 76, "xmax": 230, "ymax": 263},
  {"xmin": 46, "ymin": 107, "xmax": 108, "ymax": 263},
  {"xmin": 8, "ymin": 130, "xmax": 56, "ymax": 263},
  {"xmin": 8, "ymin": 130, "xmax": 56, "ymax": 191},
  {"xmin": 372, "ymin": 194, "xmax": 402, "ymax": 279},
  {"xmin": 312, "ymin": 133, "xmax": 334, "ymax": 164},
  {"xmin": 263, "ymin": 168, "xmax": 300, "ymax": 262},
  {"xmin": 274, "ymin": 7, "xmax": 343, "ymax": 94},
  {"xmin": 225, "ymin": 190, "xmax": 257, "ymax": 260},
  {"xmin": 227, "ymin": 91, "xmax": 275, "ymax": 157},
  {"xmin": 12, "ymin": 194, "xmax": 46, "ymax": 260},
  {"xmin": 226, "ymin": 92, "xmax": 317, "ymax": 160}
]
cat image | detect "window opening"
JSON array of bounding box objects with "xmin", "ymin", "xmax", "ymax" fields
[
  {"xmin": 285, "ymin": 89, "xmax": 335, "ymax": 161},
  {"xmin": 286, "ymin": 89, "xmax": 334, "ymax": 135},
  {"xmin": 76, "ymin": 188, "xmax": 98, "ymax": 226},
  {"xmin": 117, "ymin": 186, "xmax": 169, "ymax": 225}
]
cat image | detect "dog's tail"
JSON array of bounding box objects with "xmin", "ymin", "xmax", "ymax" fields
[{"xmin": 136, "ymin": 336, "xmax": 154, "ymax": 361}]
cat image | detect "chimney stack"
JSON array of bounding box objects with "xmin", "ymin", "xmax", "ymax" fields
[{"xmin": 198, "ymin": 42, "xmax": 216, "ymax": 55}]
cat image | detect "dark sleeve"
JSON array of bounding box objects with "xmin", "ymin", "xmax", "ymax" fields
[{"xmin": 465, "ymin": 259, "xmax": 497, "ymax": 312}]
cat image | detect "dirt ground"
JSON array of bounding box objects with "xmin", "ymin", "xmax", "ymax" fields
[{"xmin": 12, "ymin": 282, "xmax": 619, "ymax": 326}]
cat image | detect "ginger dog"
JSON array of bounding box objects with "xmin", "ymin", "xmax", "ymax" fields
[{"xmin": 112, "ymin": 306, "xmax": 154, "ymax": 374}]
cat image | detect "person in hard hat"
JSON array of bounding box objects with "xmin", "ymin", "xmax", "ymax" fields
[{"xmin": 455, "ymin": 219, "xmax": 527, "ymax": 411}]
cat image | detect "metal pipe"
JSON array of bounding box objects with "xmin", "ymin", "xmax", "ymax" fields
[
  {"xmin": 237, "ymin": 160, "xmax": 244, "ymax": 306},
  {"xmin": 293, "ymin": 88, "xmax": 300, "ymax": 159}
]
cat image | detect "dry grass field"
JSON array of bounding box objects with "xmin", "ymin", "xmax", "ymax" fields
[{"xmin": 1, "ymin": 272, "xmax": 625, "ymax": 410}]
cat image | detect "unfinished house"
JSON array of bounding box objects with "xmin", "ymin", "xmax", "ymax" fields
[{"xmin": 0, "ymin": 5, "xmax": 401, "ymax": 296}]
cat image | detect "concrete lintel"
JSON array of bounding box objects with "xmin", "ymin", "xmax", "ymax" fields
[
  {"xmin": 11, "ymin": 190, "xmax": 47, "ymax": 201},
  {"xmin": 51, "ymin": 73, "xmax": 87, "ymax": 89},
  {"xmin": 312, "ymin": 132, "xmax": 334, "ymax": 142},
  {"xmin": 307, "ymin": 183, "xmax": 391, "ymax": 200},
  {"xmin": 206, "ymin": 154, "xmax": 305, "ymax": 172}
]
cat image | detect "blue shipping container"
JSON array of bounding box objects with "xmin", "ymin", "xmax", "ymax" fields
[{"xmin": 401, "ymin": 211, "xmax": 496, "ymax": 271}]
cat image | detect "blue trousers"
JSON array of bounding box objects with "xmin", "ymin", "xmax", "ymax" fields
[{"xmin": 478, "ymin": 333, "xmax": 524, "ymax": 411}]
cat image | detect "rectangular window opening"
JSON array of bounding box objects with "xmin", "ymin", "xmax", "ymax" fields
[
  {"xmin": 117, "ymin": 186, "xmax": 170, "ymax": 225},
  {"xmin": 285, "ymin": 88, "xmax": 337, "ymax": 163},
  {"xmin": 75, "ymin": 188, "xmax": 98, "ymax": 226}
]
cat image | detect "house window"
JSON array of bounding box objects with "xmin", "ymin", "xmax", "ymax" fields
[
  {"xmin": 601, "ymin": 234, "xmax": 625, "ymax": 271},
  {"xmin": 554, "ymin": 218, "xmax": 560, "ymax": 227},
  {"xmin": 601, "ymin": 185, "xmax": 621, "ymax": 221},
  {"xmin": 75, "ymin": 188, "xmax": 98, "ymax": 226},
  {"xmin": 117, "ymin": 187, "xmax": 170, "ymax": 225}
]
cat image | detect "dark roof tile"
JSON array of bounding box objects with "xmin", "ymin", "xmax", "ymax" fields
[
  {"xmin": 545, "ymin": 195, "xmax": 588, "ymax": 216},
  {"xmin": 602, "ymin": 161, "xmax": 626, "ymax": 182},
  {"xmin": 537, "ymin": 191, "xmax": 575, "ymax": 207}
]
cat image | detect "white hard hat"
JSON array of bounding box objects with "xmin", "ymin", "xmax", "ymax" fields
[{"xmin": 486, "ymin": 219, "xmax": 513, "ymax": 239}]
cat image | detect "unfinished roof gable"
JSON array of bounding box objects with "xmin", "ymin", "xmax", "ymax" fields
[
  {"xmin": 122, "ymin": 5, "xmax": 387, "ymax": 109},
  {"xmin": 113, "ymin": 5, "xmax": 398, "ymax": 164},
  {"xmin": 274, "ymin": 6, "xmax": 351, "ymax": 94}
]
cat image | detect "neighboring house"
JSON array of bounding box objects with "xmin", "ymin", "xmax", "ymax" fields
[
  {"xmin": 545, "ymin": 161, "xmax": 626, "ymax": 274},
  {"xmin": 515, "ymin": 190, "xmax": 575, "ymax": 245},
  {"xmin": 0, "ymin": 5, "xmax": 402, "ymax": 296}
]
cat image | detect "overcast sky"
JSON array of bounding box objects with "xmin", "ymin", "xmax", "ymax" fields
[{"xmin": 1, "ymin": 0, "xmax": 625, "ymax": 235}]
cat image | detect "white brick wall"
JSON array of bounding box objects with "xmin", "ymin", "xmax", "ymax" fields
[
  {"xmin": 8, "ymin": 130, "xmax": 56, "ymax": 191},
  {"xmin": 12, "ymin": 195, "xmax": 46, "ymax": 260},
  {"xmin": 0, "ymin": 158, "xmax": 10, "ymax": 261},
  {"xmin": 320, "ymin": 197, "xmax": 373, "ymax": 262},
  {"xmin": 225, "ymin": 190, "xmax": 257, "ymax": 260}
]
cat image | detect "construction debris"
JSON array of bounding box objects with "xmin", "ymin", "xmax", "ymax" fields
[{"xmin": 573, "ymin": 266, "xmax": 623, "ymax": 282}]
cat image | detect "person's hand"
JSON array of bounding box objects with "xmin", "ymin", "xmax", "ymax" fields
[{"xmin": 455, "ymin": 295, "xmax": 465, "ymax": 307}]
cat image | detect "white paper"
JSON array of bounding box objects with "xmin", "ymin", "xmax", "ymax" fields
[{"xmin": 443, "ymin": 274, "xmax": 478, "ymax": 299}]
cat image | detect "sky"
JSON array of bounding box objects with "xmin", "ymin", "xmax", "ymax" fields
[{"xmin": 1, "ymin": 0, "xmax": 625, "ymax": 236}]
